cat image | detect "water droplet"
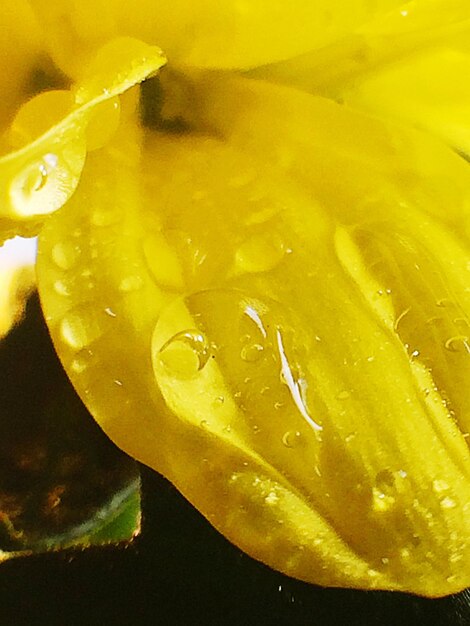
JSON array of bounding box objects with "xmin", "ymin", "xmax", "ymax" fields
[
  {"xmin": 440, "ymin": 496, "xmax": 457, "ymax": 510},
  {"xmin": 234, "ymin": 232, "xmax": 286, "ymax": 275},
  {"xmin": 119, "ymin": 275, "xmax": 143, "ymax": 292},
  {"xmin": 265, "ymin": 491, "xmax": 279, "ymax": 505},
  {"xmin": 228, "ymin": 170, "xmax": 256, "ymax": 188},
  {"xmin": 53, "ymin": 280, "xmax": 71, "ymax": 297},
  {"xmin": 240, "ymin": 342, "xmax": 264, "ymax": 363},
  {"xmin": 104, "ymin": 307, "xmax": 117, "ymax": 318},
  {"xmin": 60, "ymin": 307, "xmax": 102, "ymax": 350},
  {"xmin": 400, "ymin": 548, "xmax": 411, "ymax": 560},
  {"xmin": 444, "ymin": 336, "xmax": 470, "ymax": 353},
  {"xmin": 70, "ymin": 351, "xmax": 91, "ymax": 374},
  {"xmin": 157, "ymin": 330, "xmax": 210, "ymax": 379},
  {"xmin": 372, "ymin": 470, "xmax": 396, "ymax": 512},
  {"xmin": 91, "ymin": 208, "xmax": 121, "ymax": 227},
  {"xmin": 52, "ymin": 241, "xmax": 80, "ymax": 270},
  {"xmin": 337, "ymin": 390, "xmax": 350, "ymax": 400},
  {"xmin": 282, "ymin": 430, "xmax": 301, "ymax": 448},
  {"xmin": 10, "ymin": 146, "xmax": 85, "ymax": 219},
  {"xmin": 450, "ymin": 552, "xmax": 463, "ymax": 564},
  {"xmin": 432, "ymin": 479, "xmax": 450, "ymax": 494}
]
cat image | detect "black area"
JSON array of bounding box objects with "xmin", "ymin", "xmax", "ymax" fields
[
  {"xmin": 139, "ymin": 74, "xmax": 191, "ymax": 134},
  {"xmin": 0, "ymin": 294, "xmax": 137, "ymax": 549},
  {"xmin": 25, "ymin": 56, "xmax": 72, "ymax": 98},
  {"xmin": 0, "ymin": 296, "xmax": 468, "ymax": 625}
]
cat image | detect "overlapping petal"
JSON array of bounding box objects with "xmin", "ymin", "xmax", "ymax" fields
[
  {"xmin": 0, "ymin": 37, "xmax": 166, "ymax": 244},
  {"xmin": 0, "ymin": 0, "xmax": 468, "ymax": 598},
  {"xmin": 36, "ymin": 74, "xmax": 470, "ymax": 596},
  {"xmin": 27, "ymin": 0, "xmax": 406, "ymax": 76}
]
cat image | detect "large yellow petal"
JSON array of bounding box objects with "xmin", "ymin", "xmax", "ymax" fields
[
  {"xmin": 27, "ymin": 0, "xmax": 406, "ymax": 76},
  {"xmin": 37, "ymin": 76, "xmax": 470, "ymax": 596}
]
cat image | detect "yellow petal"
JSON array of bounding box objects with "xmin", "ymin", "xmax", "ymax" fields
[
  {"xmin": 28, "ymin": 0, "xmax": 406, "ymax": 75},
  {"xmin": 344, "ymin": 47, "xmax": 470, "ymax": 155},
  {"xmin": 37, "ymin": 77, "xmax": 470, "ymax": 596},
  {"xmin": 250, "ymin": 0, "xmax": 470, "ymax": 98},
  {"xmin": 0, "ymin": 37, "xmax": 165, "ymax": 245}
]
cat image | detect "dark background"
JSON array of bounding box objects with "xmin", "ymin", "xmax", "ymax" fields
[{"xmin": 0, "ymin": 295, "xmax": 468, "ymax": 626}]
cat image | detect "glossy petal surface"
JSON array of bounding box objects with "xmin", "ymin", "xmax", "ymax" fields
[
  {"xmin": 28, "ymin": 0, "xmax": 406, "ymax": 76},
  {"xmin": 37, "ymin": 76, "xmax": 470, "ymax": 597}
]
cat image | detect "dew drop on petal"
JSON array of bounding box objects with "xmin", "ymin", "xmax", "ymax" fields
[
  {"xmin": 91, "ymin": 207, "xmax": 121, "ymax": 227},
  {"xmin": 372, "ymin": 469, "xmax": 397, "ymax": 513},
  {"xmin": 119, "ymin": 275, "xmax": 144, "ymax": 292},
  {"xmin": 240, "ymin": 342, "xmax": 264, "ymax": 362},
  {"xmin": 60, "ymin": 307, "xmax": 103, "ymax": 351},
  {"xmin": 52, "ymin": 241, "xmax": 80, "ymax": 270},
  {"xmin": 444, "ymin": 335, "xmax": 470, "ymax": 353},
  {"xmin": 282, "ymin": 430, "xmax": 302, "ymax": 448},
  {"xmin": 53, "ymin": 279, "xmax": 71, "ymax": 297},
  {"xmin": 9, "ymin": 144, "xmax": 86, "ymax": 219},
  {"xmin": 440, "ymin": 497, "xmax": 457, "ymax": 510},
  {"xmin": 156, "ymin": 330, "xmax": 211, "ymax": 379}
]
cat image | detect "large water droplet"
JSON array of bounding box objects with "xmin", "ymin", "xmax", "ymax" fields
[
  {"xmin": 151, "ymin": 289, "xmax": 322, "ymax": 447},
  {"xmin": 157, "ymin": 330, "xmax": 210, "ymax": 379},
  {"xmin": 9, "ymin": 144, "xmax": 86, "ymax": 219}
]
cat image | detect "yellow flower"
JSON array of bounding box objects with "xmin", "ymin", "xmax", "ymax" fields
[{"xmin": 1, "ymin": 0, "xmax": 470, "ymax": 597}]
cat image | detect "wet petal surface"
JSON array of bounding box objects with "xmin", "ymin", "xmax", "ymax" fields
[{"xmin": 37, "ymin": 76, "xmax": 470, "ymax": 596}]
